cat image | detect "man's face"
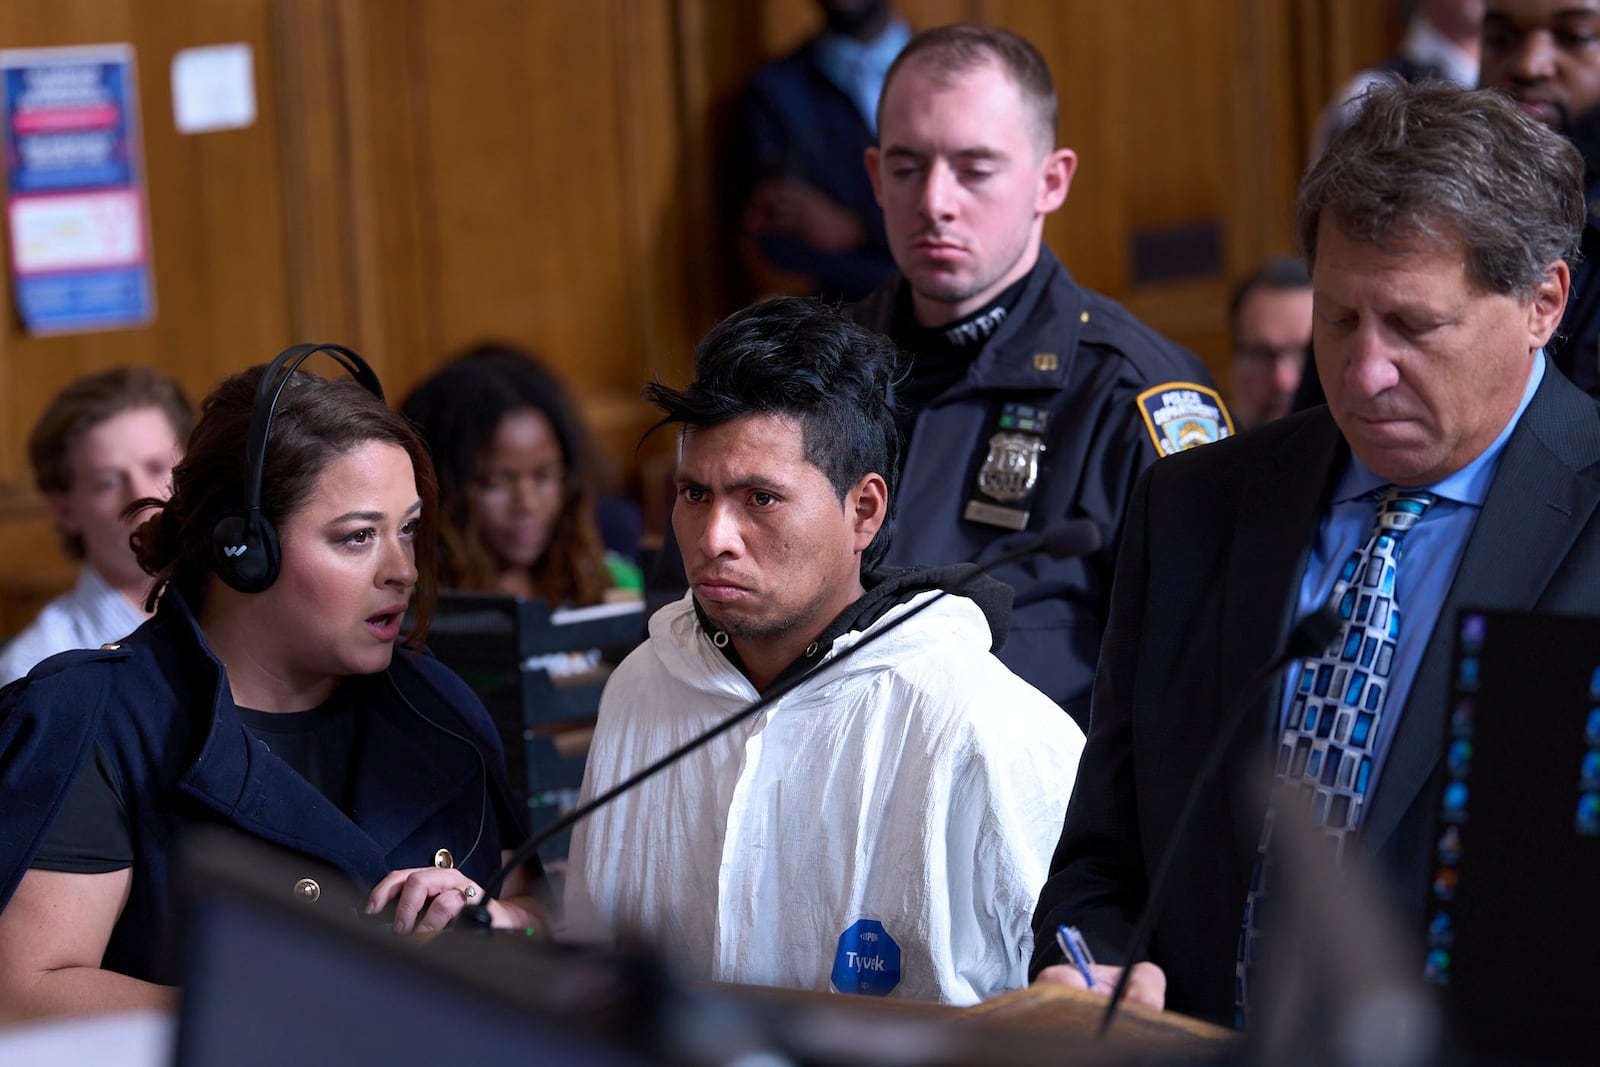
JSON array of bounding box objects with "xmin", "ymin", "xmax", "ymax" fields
[
  {"xmin": 1480, "ymin": 0, "xmax": 1600, "ymax": 132},
  {"xmin": 51, "ymin": 406, "xmax": 182, "ymax": 591},
  {"xmin": 673, "ymin": 413, "xmax": 883, "ymax": 676},
  {"xmin": 1233, "ymin": 285, "xmax": 1312, "ymax": 430},
  {"xmin": 867, "ymin": 59, "xmax": 1074, "ymax": 326},
  {"xmin": 1312, "ymin": 217, "xmax": 1566, "ymax": 486}
]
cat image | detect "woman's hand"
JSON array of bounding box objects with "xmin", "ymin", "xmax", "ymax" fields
[
  {"xmin": 365, "ymin": 866, "xmax": 488, "ymax": 937},
  {"xmin": 364, "ymin": 861, "xmax": 548, "ymax": 938}
]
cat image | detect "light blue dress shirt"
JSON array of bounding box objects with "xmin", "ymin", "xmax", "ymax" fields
[
  {"xmin": 814, "ymin": 19, "xmax": 911, "ymax": 134},
  {"xmin": 1278, "ymin": 351, "xmax": 1546, "ymax": 787}
]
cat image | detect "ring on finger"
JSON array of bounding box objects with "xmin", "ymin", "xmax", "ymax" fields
[{"xmin": 462, "ymin": 884, "xmax": 478, "ymax": 900}]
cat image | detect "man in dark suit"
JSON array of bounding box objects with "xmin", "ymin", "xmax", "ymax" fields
[{"xmin": 1029, "ymin": 80, "xmax": 1600, "ymax": 1028}]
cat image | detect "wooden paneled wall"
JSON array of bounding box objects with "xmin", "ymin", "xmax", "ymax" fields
[
  {"xmin": 0, "ymin": 0, "xmax": 1400, "ymax": 623},
  {"xmin": 0, "ymin": 0, "xmax": 295, "ymax": 627}
]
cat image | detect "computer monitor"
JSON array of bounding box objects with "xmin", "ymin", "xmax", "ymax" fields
[
  {"xmin": 425, "ymin": 593, "xmax": 645, "ymax": 672},
  {"xmin": 173, "ymin": 830, "xmax": 661, "ymax": 1066},
  {"xmin": 170, "ymin": 832, "xmax": 1184, "ymax": 1067},
  {"xmin": 1423, "ymin": 609, "xmax": 1600, "ymax": 1064},
  {"xmin": 423, "ymin": 593, "xmax": 645, "ymax": 861}
]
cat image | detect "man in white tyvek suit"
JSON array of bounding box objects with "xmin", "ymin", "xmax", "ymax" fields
[{"xmin": 565, "ymin": 297, "xmax": 1085, "ymax": 1005}]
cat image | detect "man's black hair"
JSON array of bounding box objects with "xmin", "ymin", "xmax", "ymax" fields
[{"xmin": 644, "ymin": 297, "xmax": 903, "ymax": 572}]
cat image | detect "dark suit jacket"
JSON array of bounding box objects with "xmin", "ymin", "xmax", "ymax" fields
[{"xmin": 1030, "ymin": 367, "xmax": 1600, "ymax": 1026}]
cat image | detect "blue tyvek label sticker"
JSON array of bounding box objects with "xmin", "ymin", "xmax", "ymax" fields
[{"xmin": 830, "ymin": 918, "xmax": 901, "ymax": 996}]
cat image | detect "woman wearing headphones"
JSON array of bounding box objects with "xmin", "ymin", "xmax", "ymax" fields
[{"xmin": 0, "ymin": 350, "xmax": 541, "ymax": 1021}]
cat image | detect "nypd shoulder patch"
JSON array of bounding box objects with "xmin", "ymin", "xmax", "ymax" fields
[{"xmin": 1135, "ymin": 382, "xmax": 1233, "ymax": 456}]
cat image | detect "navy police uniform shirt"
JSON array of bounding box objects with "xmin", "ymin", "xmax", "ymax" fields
[{"xmin": 851, "ymin": 247, "xmax": 1231, "ymax": 728}]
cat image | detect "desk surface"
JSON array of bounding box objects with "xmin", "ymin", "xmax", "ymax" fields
[
  {"xmin": 724, "ymin": 980, "xmax": 1236, "ymax": 1056},
  {"xmin": 0, "ymin": 983, "xmax": 1235, "ymax": 1066}
]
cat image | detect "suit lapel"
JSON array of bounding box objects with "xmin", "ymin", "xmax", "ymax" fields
[
  {"xmin": 348, "ymin": 674, "xmax": 481, "ymax": 857},
  {"xmin": 1220, "ymin": 412, "xmax": 1349, "ymax": 882},
  {"xmin": 181, "ymin": 670, "xmax": 482, "ymax": 884},
  {"xmin": 180, "ymin": 705, "xmax": 391, "ymax": 884},
  {"xmin": 1364, "ymin": 371, "xmax": 1600, "ymax": 851}
]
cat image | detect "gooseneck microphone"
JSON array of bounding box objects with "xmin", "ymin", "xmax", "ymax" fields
[
  {"xmin": 1095, "ymin": 604, "xmax": 1342, "ymax": 1036},
  {"xmin": 466, "ymin": 519, "xmax": 1104, "ymax": 930}
]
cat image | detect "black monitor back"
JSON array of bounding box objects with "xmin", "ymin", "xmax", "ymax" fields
[
  {"xmin": 424, "ymin": 593, "xmax": 645, "ymax": 862},
  {"xmin": 1424, "ymin": 608, "xmax": 1600, "ymax": 1064},
  {"xmin": 172, "ymin": 830, "xmax": 662, "ymax": 1066}
]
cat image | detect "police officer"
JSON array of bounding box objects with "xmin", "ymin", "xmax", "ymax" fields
[{"xmin": 855, "ymin": 24, "xmax": 1230, "ymax": 727}]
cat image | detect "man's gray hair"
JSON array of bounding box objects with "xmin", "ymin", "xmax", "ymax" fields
[{"xmin": 1297, "ymin": 80, "xmax": 1586, "ymax": 298}]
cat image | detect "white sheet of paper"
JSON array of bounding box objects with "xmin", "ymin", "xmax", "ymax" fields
[
  {"xmin": 10, "ymin": 189, "xmax": 144, "ymax": 272},
  {"xmin": 170, "ymin": 43, "xmax": 255, "ymax": 134}
]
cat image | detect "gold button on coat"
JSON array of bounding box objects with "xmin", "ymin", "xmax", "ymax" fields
[
  {"xmin": 293, "ymin": 878, "xmax": 321, "ymax": 903},
  {"xmin": 433, "ymin": 848, "xmax": 454, "ymax": 869}
]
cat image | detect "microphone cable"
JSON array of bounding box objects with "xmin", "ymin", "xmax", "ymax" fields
[
  {"xmin": 466, "ymin": 519, "xmax": 1104, "ymax": 930},
  {"xmin": 1096, "ymin": 605, "xmax": 1341, "ymax": 1036}
]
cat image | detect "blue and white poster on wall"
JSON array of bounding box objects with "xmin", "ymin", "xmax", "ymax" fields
[{"xmin": 0, "ymin": 43, "xmax": 155, "ymax": 335}]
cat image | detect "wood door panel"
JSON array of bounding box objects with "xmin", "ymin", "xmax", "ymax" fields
[{"xmin": 0, "ymin": 0, "xmax": 294, "ymax": 601}]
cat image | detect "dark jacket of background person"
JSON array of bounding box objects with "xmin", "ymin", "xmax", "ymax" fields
[
  {"xmin": 1551, "ymin": 105, "xmax": 1600, "ymax": 398},
  {"xmin": 731, "ymin": 36, "xmax": 898, "ymax": 302}
]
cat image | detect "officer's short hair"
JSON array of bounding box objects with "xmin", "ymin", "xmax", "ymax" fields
[
  {"xmin": 879, "ymin": 23, "xmax": 1057, "ymax": 153},
  {"xmin": 1297, "ymin": 81, "xmax": 1584, "ymax": 298},
  {"xmin": 644, "ymin": 297, "xmax": 903, "ymax": 573}
]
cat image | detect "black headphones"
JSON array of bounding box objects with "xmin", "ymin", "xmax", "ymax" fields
[{"xmin": 209, "ymin": 343, "xmax": 386, "ymax": 594}]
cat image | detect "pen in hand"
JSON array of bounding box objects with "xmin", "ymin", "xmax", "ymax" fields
[{"xmin": 1056, "ymin": 924, "xmax": 1097, "ymax": 990}]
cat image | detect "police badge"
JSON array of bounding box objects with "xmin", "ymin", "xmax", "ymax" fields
[{"xmin": 963, "ymin": 403, "xmax": 1048, "ymax": 530}]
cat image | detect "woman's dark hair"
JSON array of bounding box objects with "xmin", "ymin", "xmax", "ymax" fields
[
  {"xmin": 131, "ymin": 363, "xmax": 441, "ymax": 646},
  {"xmin": 400, "ymin": 343, "xmax": 611, "ymax": 607}
]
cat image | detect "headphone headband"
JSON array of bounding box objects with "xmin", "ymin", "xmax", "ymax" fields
[
  {"xmin": 242, "ymin": 343, "xmax": 385, "ymax": 521},
  {"xmin": 213, "ymin": 343, "xmax": 385, "ymax": 594}
]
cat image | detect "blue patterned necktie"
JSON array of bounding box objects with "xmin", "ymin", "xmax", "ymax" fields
[{"xmin": 1234, "ymin": 486, "xmax": 1437, "ymax": 1027}]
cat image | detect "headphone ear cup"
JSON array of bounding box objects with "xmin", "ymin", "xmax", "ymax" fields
[{"xmin": 210, "ymin": 509, "xmax": 281, "ymax": 594}]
